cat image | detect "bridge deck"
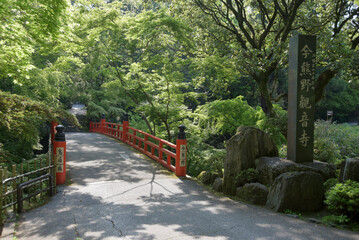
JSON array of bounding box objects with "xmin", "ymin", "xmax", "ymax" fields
[{"xmin": 2, "ymin": 133, "xmax": 358, "ymax": 239}]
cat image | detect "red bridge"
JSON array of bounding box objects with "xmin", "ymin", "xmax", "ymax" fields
[{"xmin": 89, "ymin": 115, "xmax": 187, "ymax": 177}]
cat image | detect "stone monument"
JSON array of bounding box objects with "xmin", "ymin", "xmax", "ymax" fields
[{"xmin": 287, "ymin": 34, "xmax": 316, "ymax": 163}]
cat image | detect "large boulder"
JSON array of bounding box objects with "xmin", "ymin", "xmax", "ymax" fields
[
  {"xmin": 197, "ymin": 171, "xmax": 212, "ymax": 185},
  {"xmin": 300, "ymin": 161, "xmax": 336, "ymax": 182},
  {"xmin": 212, "ymin": 177, "xmax": 223, "ymax": 192},
  {"xmin": 256, "ymin": 157, "xmax": 336, "ymax": 186},
  {"xmin": 266, "ymin": 171, "xmax": 324, "ymax": 212},
  {"xmin": 197, "ymin": 171, "xmax": 219, "ymax": 185},
  {"xmin": 340, "ymin": 157, "xmax": 359, "ymax": 182},
  {"xmin": 236, "ymin": 183, "xmax": 269, "ymax": 206},
  {"xmin": 223, "ymin": 127, "xmax": 278, "ymax": 195}
]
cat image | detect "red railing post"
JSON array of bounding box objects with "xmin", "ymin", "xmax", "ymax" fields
[
  {"xmin": 53, "ymin": 125, "xmax": 66, "ymax": 185},
  {"xmin": 101, "ymin": 114, "xmax": 106, "ymax": 134},
  {"xmin": 144, "ymin": 135, "xmax": 148, "ymax": 153},
  {"xmin": 122, "ymin": 114, "xmax": 129, "ymax": 143},
  {"xmin": 159, "ymin": 140, "xmax": 163, "ymax": 161},
  {"xmin": 175, "ymin": 125, "xmax": 187, "ymax": 177}
]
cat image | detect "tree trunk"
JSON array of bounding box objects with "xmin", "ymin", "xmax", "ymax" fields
[
  {"xmin": 315, "ymin": 69, "xmax": 338, "ymax": 103},
  {"xmin": 256, "ymin": 77, "xmax": 276, "ymax": 118},
  {"xmin": 140, "ymin": 114, "xmax": 155, "ymax": 136},
  {"xmin": 164, "ymin": 121, "xmax": 171, "ymax": 142}
]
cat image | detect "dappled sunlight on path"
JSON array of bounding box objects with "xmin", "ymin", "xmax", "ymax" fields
[{"xmin": 2, "ymin": 133, "xmax": 358, "ymax": 240}]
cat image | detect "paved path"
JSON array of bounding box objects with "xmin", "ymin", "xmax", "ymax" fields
[{"xmin": 2, "ymin": 133, "xmax": 359, "ymax": 240}]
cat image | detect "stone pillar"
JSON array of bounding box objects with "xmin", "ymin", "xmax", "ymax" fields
[{"xmin": 287, "ymin": 34, "xmax": 316, "ymax": 163}]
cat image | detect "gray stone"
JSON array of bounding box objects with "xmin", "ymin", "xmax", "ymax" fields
[
  {"xmin": 236, "ymin": 183, "xmax": 269, "ymax": 206},
  {"xmin": 212, "ymin": 177, "xmax": 223, "ymax": 192},
  {"xmin": 308, "ymin": 218, "xmax": 322, "ymax": 224},
  {"xmin": 223, "ymin": 127, "xmax": 278, "ymax": 195},
  {"xmin": 197, "ymin": 171, "xmax": 212, "ymax": 185},
  {"xmin": 256, "ymin": 157, "xmax": 335, "ymax": 186},
  {"xmin": 299, "ymin": 161, "xmax": 336, "ymax": 182},
  {"xmin": 340, "ymin": 157, "xmax": 359, "ymax": 182},
  {"xmin": 211, "ymin": 172, "xmax": 220, "ymax": 185},
  {"xmin": 266, "ymin": 171, "xmax": 324, "ymax": 212}
]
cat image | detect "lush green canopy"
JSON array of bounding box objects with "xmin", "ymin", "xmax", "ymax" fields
[{"xmin": 0, "ymin": 0, "xmax": 358, "ymax": 168}]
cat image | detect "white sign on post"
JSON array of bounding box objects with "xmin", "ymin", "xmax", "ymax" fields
[
  {"xmin": 180, "ymin": 145, "xmax": 186, "ymax": 167},
  {"xmin": 56, "ymin": 147, "xmax": 64, "ymax": 173}
]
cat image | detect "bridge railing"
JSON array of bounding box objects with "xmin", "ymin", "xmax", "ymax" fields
[
  {"xmin": 126, "ymin": 127, "xmax": 177, "ymax": 172},
  {"xmin": 89, "ymin": 116, "xmax": 187, "ymax": 177},
  {"xmin": 0, "ymin": 154, "xmax": 56, "ymax": 224}
]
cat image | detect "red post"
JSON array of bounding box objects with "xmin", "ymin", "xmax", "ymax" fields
[
  {"xmin": 122, "ymin": 114, "xmax": 129, "ymax": 143},
  {"xmin": 51, "ymin": 121, "xmax": 58, "ymax": 144},
  {"xmin": 101, "ymin": 114, "xmax": 106, "ymax": 134},
  {"xmin": 175, "ymin": 125, "xmax": 187, "ymax": 177},
  {"xmin": 53, "ymin": 125, "xmax": 66, "ymax": 185},
  {"xmin": 159, "ymin": 140, "xmax": 163, "ymax": 161}
]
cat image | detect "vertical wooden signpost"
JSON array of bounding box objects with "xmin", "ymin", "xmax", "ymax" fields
[{"xmin": 287, "ymin": 34, "xmax": 316, "ymax": 163}]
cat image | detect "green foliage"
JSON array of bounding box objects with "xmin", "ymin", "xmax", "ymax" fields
[
  {"xmin": 314, "ymin": 121, "xmax": 359, "ymax": 164},
  {"xmin": 127, "ymin": 114, "xmax": 151, "ymax": 134},
  {"xmin": 235, "ymin": 168, "xmax": 260, "ymax": 187},
  {"xmin": 0, "ymin": 0, "xmax": 67, "ymax": 91},
  {"xmin": 284, "ymin": 209, "xmax": 302, "ymax": 218},
  {"xmin": 325, "ymin": 180, "xmax": 359, "ymax": 221},
  {"xmin": 324, "ymin": 178, "xmax": 339, "ymax": 193},
  {"xmin": 316, "ymin": 77, "xmax": 359, "ymax": 123},
  {"xmin": 208, "ymin": 150, "xmax": 225, "ymax": 177},
  {"xmin": 0, "ymin": 91, "xmax": 72, "ymax": 165},
  {"xmin": 322, "ymin": 214, "xmax": 350, "ymax": 225},
  {"xmin": 186, "ymin": 147, "xmax": 224, "ymax": 178},
  {"xmin": 255, "ymin": 104, "xmax": 287, "ymax": 146},
  {"xmin": 0, "ymin": 91, "xmax": 52, "ymax": 163},
  {"xmin": 194, "ymin": 96, "xmax": 258, "ymax": 138}
]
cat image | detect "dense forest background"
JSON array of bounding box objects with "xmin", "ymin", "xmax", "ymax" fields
[{"xmin": 1, "ymin": 0, "xmax": 359, "ymax": 176}]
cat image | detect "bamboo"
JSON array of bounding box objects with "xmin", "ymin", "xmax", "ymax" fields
[
  {"xmin": 47, "ymin": 155, "xmax": 50, "ymax": 196},
  {"xmin": 26, "ymin": 161, "xmax": 30, "ymax": 205},
  {"xmin": 33, "ymin": 160, "xmax": 37, "ymax": 202},
  {"xmin": 0, "ymin": 168, "xmax": 3, "ymax": 224},
  {"xmin": 46, "ymin": 154, "xmax": 50, "ymax": 173},
  {"xmin": 39, "ymin": 158, "xmax": 42, "ymax": 198},
  {"xmin": 53, "ymin": 154, "xmax": 57, "ymax": 195},
  {"xmin": 20, "ymin": 163, "xmax": 23, "ymax": 183},
  {"xmin": 4, "ymin": 168, "xmax": 7, "ymax": 214},
  {"xmin": 12, "ymin": 165, "xmax": 16, "ymax": 212}
]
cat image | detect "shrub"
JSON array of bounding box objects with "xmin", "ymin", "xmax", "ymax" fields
[
  {"xmin": 323, "ymin": 178, "xmax": 339, "ymax": 193},
  {"xmin": 325, "ymin": 180, "xmax": 359, "ymax": 221},
  {"xmin": 208, "ymin": 150, "xmax": 225, "ymax": 177},
  {"xmin": 314, "ymin": 121, "xmax": 342, "ymax": 164},
  {"xmin": 314, "ymin": 121, "xmax": 359, "ymax": 164},
  {"xmin": 187, "ymin": 148, "xmax": 225, "ymax": 177},
  {"xmin": 255, "ymin": 104, "xmax": 287, "ymax": 146},
  {"xmin": 235, "ymin": 168, "xmax": 259, "ymax": 187}
]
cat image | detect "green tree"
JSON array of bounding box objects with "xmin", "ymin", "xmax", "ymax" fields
[
  {"xmin": 169, "ymin": 0, "xmax": 359, "ymax": 117},
  {"xmin": 0, "ymin": 91, "xmax": 75, "ymax": 165},
  {"xmin": 0, "ymin": 0, "xmax": 68, "ymax": 93},
  {"xmin": 65, "ymin": 1, "xmax": 193, "ymax": 141}
]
